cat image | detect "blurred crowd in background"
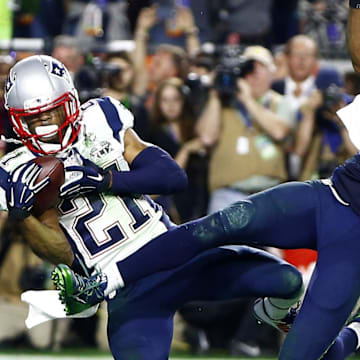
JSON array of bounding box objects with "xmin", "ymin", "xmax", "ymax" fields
[{"xmin": 0, "ymin": 0, "xmax": 359, "ymax": 357}]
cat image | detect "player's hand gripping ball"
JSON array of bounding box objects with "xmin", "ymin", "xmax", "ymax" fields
[{"xmin": 32, "ymin": 156, "xmax": 65, "ymax": 216}]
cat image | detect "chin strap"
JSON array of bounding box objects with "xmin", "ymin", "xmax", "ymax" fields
[{"xmin": 0, "ymin": 135, "xmax": 22, "ymax": 145}]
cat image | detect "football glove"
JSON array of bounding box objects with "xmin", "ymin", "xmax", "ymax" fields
[
  {"xmin": 60, "ymin": 158, "xmax": 111, "ymax": 198},
  {"xmin": 6, "ymin": 162, "xmax": 50, "ymax": 220}
]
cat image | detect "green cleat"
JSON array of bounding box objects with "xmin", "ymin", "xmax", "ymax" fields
[
  {"xmin": 346, "ymin": 304, "xmax": 360, "ymax": 326},
  {"xmin": 51, "ymin": 264, "xmax": 107, "ymax": 315}
]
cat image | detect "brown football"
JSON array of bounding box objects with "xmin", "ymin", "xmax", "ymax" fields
[{"xmin": 32, "ymin": 156, "xmax": 65, "ymax": 216}]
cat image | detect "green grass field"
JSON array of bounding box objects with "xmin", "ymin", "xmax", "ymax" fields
[
  {"xmin": 0, "ymin": 353, "xmax": 267, "ymax": 360},
  {"xmin": 0, "ymin": 355, "xmax": 359, "ymax": 360},
  {"xmin": 0, "ymin": 349, "xmax": 275, "ymax": 360},
  {"xmin": 0, "ymin": 355, "xmax": 274, "ymax": 360},
  {"xmin": 0, "ymin": 348, "xmax": 359, "ymax": 360},
  {"xmin": 0, "ymin": 355, "xmax": 275, "ymax": 360},
  {"xmin": 0, "ymin": 351, "xmax": 359, "ymax": 360},
  {"xmin": 0, "ymin": 356, "xmax": 272, "ymax": 360},
  {"xmin": 0, "ymin": 356, "xmax": 359, "ymax": 360}
]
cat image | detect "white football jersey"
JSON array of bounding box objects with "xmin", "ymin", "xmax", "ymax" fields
[{"xmin": 0, "ymin": 97, "xmax": 170, "ymax": 278}]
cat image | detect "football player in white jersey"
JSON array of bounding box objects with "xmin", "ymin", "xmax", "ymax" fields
[{"xmin": 1, "ymin": 55, "xmax": 306, "ymax": 359}]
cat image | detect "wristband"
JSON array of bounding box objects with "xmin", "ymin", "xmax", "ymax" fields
[{"xmin": 350, "ymin": 0, "xmax": 360, "ymax": 9}]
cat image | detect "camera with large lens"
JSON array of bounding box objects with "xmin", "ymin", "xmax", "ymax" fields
[
  {"xmin": 213, "ymin": 45, "xmax": 255, "ymax": 104},
  {"xmin": 315, "ymin": 83, "xmax": 344, "ymax": 130},
  {"xmin": 213, "ymin": 65, "xmax": 241, "ymax": 101},
  {"xmin": 322, "ymin": 83, "xmax": 343, "ymax": 109},
  {"xmin": 314, "ymin": 82, "xmax": 345, "ymax": 148},
  {"xmin": 184, "ymin": 72, "xmax": 212, "ymax": 115},
  {"xmin": 74, "ymin": 56, "xmax": 121, "ymax": 102}
]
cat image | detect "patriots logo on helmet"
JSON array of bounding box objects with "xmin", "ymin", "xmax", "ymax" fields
[{"xmin": 51, "ymin": 61, "xmax": 66, "ymax": 78}]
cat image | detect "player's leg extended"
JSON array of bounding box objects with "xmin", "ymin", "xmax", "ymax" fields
[
  {"xmin": 106, "ymin": 246, "xmax": 303, "ymax": 360},
  {"xmin": 139, "ymin": 246, "xmax": 304, "ymax": 338},
  {"xmin": 321, "ymin": 326, "xmax": 358, "ymax": 360},
  {"xmin": 279, "ymin": 244, "xmax": 360, "ymax": 359},
  {"xmin": 107, "ymin": 295, "xmax": 174, "ymax": 360},
  {"xmin": 196, "ymin": 246, "xmax": 305, "ymax": 333},
  {"xmin": 278, "ymin": 182, "xmax": 360, "ymax": 360},
  {"xmin": 108, "ymin": 248, "xmax": 297, "ymax": 359},
  {"xmin": 157, "ymin": 246, "xmax": 303, "ymax": 304},
  {"xmin": 119, "ymin": 181, "xmax": 318, "ymax": 284},
  {"xmin": 53, "ymin": 181, "xmax": 317, "ymax": 314},
  {"xmin": 320, "ymin": 299, "xmax": 360, "ymax": 359},
  {"xmin": 182, "ymin": 246, "xmax": 304, "ymax": 333}
]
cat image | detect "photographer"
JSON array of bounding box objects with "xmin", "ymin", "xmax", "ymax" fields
[
  {"xmin": 289, "ymin": 67, "xmax": 358, "ymax": 181},
  {"xmin": 103, "ymin": 51, "xmax": 150, "ymax": 139},
  {"xmin": 189, "ymin": 45, "xmax": 293, "ymax": 356},
  {"xmin": 197, "ymin": 45, "xmax": 293, "ymax": 214},
  {"xmin": 72, "ymin": 52, "xmax": 150, "ymax": 139}
]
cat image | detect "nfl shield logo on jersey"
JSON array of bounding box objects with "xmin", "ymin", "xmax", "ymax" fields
[{"xmin": 90, "ymin": 141, "xmax": 113, "ymax": 161}]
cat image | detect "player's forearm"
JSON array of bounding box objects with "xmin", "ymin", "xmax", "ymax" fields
[
  {"xmin": 111, "ymin": 146, "xmax": 188, "ymax": 195},
  {"xmin": 348, "ymin": 7, "xmax": 360, "ymax": 72},
  {"xmin": 19, "ymin": 212, "xmax": 74, "ymax": 266}
]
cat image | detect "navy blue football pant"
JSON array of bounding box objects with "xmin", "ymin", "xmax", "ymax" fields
[
  {"xmin": 108, "ymin": 246, "xmax": 301, "ymax": 360},
  {"xmin": 119, "ymin": 180, "xmax": 360, "ymax": 359}
]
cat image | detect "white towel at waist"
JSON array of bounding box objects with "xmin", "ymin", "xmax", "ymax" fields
[{"xmin": 21, "ymin": 290, "xmax": 99, "ymax": 329}]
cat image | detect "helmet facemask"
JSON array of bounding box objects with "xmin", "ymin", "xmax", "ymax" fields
[
  {"xmin": 4, "ymin": 55, "xmax": 82, "ymax": 155},
  {"xmin": 9, "ymin": 92, "xmax": 81, "ymax": 155}
]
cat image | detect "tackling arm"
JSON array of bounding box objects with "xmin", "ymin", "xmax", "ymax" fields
[{"xmin": 348, "ymin": 5, "xmax": 360, "ymax": 72}]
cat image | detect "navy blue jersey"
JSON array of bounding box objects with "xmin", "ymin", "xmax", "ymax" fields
[{"xmin": 115, "ymin": 179, "xmax": 360, "ymax": 359}]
